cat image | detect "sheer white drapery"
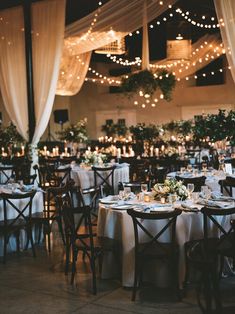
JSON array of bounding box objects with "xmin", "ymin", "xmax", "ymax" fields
[
  {"xmin": 0, "ymin": 0, "xmax": 65, "ymax": 143},
  {"xmin": 153, "ymin": 34, "xmax": 223, "ymax": 79},
  {"xmin": 0, "ymin": 6, "xmax": 28, "ymax": 140},
  {"xmin": 56, "ymin": 0, "xmax": 177, "ymax": 96},
  {"xmin": 31, "ymin": 0, "xmax": 65, "ymax": 144},
  {"xmin": 56, "ymin": 50, "xmax": 91, "ymax": 96},
  {"xmin": 85, "ymin": 34, "xmax": 224, "ymax": 85},
  {"xmin": 214, "ymin": 0, "xmax": 235, "ymax": 82},
  {"xmin": 65, "ymin": 0, "xmax": 177, "ymax": 54}
]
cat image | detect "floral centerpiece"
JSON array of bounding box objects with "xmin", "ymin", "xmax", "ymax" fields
[
  {"xmin": 82, "ymin": 151, "xmax": 107, "ymax": 166},
  {"xmin": 162, "ymin": 147, "xmax": 179, "ymax": 158},
  {"xmin": 152, "ymin": 178, "xmax": 188, "ymax": 201}
]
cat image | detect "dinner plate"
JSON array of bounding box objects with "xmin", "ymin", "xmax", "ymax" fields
[
  {"xmin": 111, "ymin": 204, "xmax": 132, "ymax": 210},
  {"xmin": 100, "ymin": 199, "xmax": 118, "ymax": 204}
]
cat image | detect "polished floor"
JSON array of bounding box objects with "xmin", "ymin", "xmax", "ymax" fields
[{"xmin": 1, "ymin": 228, "xmax": 235, "ymax": 314}]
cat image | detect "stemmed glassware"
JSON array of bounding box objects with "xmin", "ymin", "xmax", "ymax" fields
[
  {"xmin": 187, "ymin": 183, "xmax": 195, "ymax": 199},
  {"xmin": 141, "ymin": 184, "xmax": 148, "ymax": 193}
]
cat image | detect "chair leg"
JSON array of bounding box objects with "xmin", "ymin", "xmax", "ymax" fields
[
  {"xmin": 3, "ymin": 234, "xmax": 7, "ymax": 264},
  {"xmin": 65, "ymin": 237, "xmax": 70, "ymax": 275},
  {"xmin": 71, "ymin": 247, "xmax": 78, "ymax": 285},
  {"xmin": 28, "ymin": 226, "xmax": 36, "ymax": 258},
  {"xmin": 56, "ymin": 216, "xmax": 65, "ymax": 245},
  {"xmin": 90, "ymin": 251, "xmax": 97, "ymax": 295}
]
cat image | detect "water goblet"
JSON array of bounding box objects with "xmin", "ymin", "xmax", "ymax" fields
[
  {"xmin": 123, "ymin": 186, "xmax": 131, "ymax": 200},
  {"xmin": 187, "ymin": 164, "xmax": 193, "ymax": 173},
  {"xmin": 141, "ymin": 184, "xmax": 148, "ymax": 193},
  {"xmin": 187, "ymin": 183, "xmax": 195, "ymax": 199}
]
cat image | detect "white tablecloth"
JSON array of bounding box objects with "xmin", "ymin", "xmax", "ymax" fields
[
  {"xmin": 0, "ymin": 191, "xmax": 44, "ymax": 256},
  {"xmin": 167, "ymin": 171, "xmax": 231, "ymax": 194},
  {"xmin": 71, "ymin": 163, "xmax": 130, "ymax": 194},
  {"xmin": 97, "ymin": 203, "xmax": 232, "ymax": 288}
]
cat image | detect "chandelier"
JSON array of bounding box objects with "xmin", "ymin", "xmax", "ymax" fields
[{"xmin": 95, "ymin": 38, "xmax": 125, "ymax": 55}]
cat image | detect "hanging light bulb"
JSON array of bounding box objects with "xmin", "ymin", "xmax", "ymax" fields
[{"xmin": 176, "ymin": 33, "xmax": 183, "ymax": 40}]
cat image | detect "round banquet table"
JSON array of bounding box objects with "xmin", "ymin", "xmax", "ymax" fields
[
  {"xmin": 97, "ymin": 201, "xmax": 233, "ymax": 289},
  {"xmin": 0, "ymin": 190, "xmax": 44, "ymax": 256},
  {"xmin": 71, "ymin": 163, "xmax": 130, "ymax": 194},
  {"xmin": 167, "ymin": 170, "xmax": 235, "ymax": 196}
]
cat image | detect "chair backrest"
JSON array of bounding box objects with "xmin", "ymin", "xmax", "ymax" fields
[
  {"xmin": 219, "ymin": 176, "xmax": 235, "ymax": 197},
  {"xmin": 92, "ymin": 165, "xmax": 116, "ymax": 196},
  {"xmin": 0, "ymin": 166, "xmax": 14, "ymax": 184},
  {"xmin": 201, "ymin": 205, "xmax": 235, "ymax": 254},
  {"xmin": 118, "ymin": 181, "xmax": 142, "ymax": 194},
  {"xmin": 57, "ymin": 190, "xmax": 94, "ymax": 247},
  {"xmin": 127, "ymin": 208, "xmax": 181, "ymax": 255},
  {"xmin": 2, "ymin": 190, "xmax": 37, "ymax": 228},
  {"xmin": 175, "ymin": 175, "xmax": 206, "ymax": 192}
]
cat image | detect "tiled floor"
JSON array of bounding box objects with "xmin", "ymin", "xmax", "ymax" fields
[{"xmin": 1, "ymin": 230, "xmax": 235, "ymax": 314}]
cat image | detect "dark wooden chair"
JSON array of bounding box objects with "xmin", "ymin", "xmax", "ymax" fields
[
  {"xmin": 58, "ymin": 191, "xmax": 119, "ymax": 295},
  {"xmin": 30, "ymin": 182, "xmax": 74, "ymax": 252},
  {"xmin": 118, "ymin": 181, "xmax": 142, "ymax": 194},
  {"xmin": 175, "ymin": 175, "xmax": 206, "ymax": 192},
  {"xmin": 92, "ymin": 165, "xmax": 116, "ymax": 196},
  {"xmin": 0, "ymin": 190, "xmax": 37, "ymax": 263},
  {"xmin": 0, "ymin": 165, "xmax": 14, "ymax": 184},
  {"xmin": 219, "ymin": 176, "xmax": 235, "ymax": 197},
  {"xmin": 127, "ymin": 207, "xmax": 182, "ymax": 301},
  {"xmin": 184, "ymin": 205, "xmax": 235, "ymax": 313}
]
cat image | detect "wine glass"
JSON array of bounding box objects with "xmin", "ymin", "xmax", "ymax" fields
[
  {"xmin": 123, "ymin": 186, "xmax": 131, "ymax": 200},
  {"xmin": 187, "ymin": 183, "xmax": 195, "ymax": 199},
  {"xmin": 141, "ymin": 184, "xmax": 148, "ymax": 193},
  {"xmin": 201, "ymin": 186, "xmax": 211, "ymax": 202}
]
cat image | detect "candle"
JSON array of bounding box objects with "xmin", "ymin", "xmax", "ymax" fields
[
  {"xmin": 21, "ymin": 145, "xmax": 25, "ymax": 156},
  {"xmin": 88, "ymin": 146, "xmax": 91, "ymax": 151},
  {"xmin": 52, "ymin": 148, "xmax": 56, "ymax": 156},
  {"xmin": 144, "ymin": 194, "xmax": 150, "ymax": 202},
  {"xmin": 155, "ymin": 148, "xmax": 159, "ymax": 157},
  {"xmin": 95, "ymin": 146, "xmax": 99, "ymax": 152},
  {"xmin": 150, "ymin": 146, "xmax": 154, "ymax": 157},
  {"xmin": 46, "ymin": 150, "xmax": 50, "ymax": 156},
  {"xmin": 55, "ymin": 146, "xmax": 59, "ymax": 156},
  {"xmin": 1, "ymin": 147, "xmax": 4, "ymax": 155},
  {"xmin": 161, "ymin": 145, "xmax": 165, "ymax": 152},
  {"xmin": 43, "ymin": 146, "xmax": 47, "ymax": 156},
  {"xmin": 65, "ymin": 147, "xmax": 68, "ymax": 155},
  {"xmin": 117, "ymin": 148, "xmax": 121, "ymax": 159},
  {"xmin": 178, "ymin": 145, "xmax": 181, "ymax": 155},
  {"xmin": 123, "ymin": 145, "xmax": 126, "ymax": 155},
  {"xmin": 160, "ymin": 197, "xmax": 166, "ymax": 204}
]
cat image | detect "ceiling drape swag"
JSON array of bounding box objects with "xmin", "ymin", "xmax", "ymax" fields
[
  {"xmin": 56, "ymin": 50, "xmax": 91, "ymax": 96},
  {"xmin": 56, "ymin": 0, "xmax": 177, "ymax": 96},
  {"xmin": 31, "ymin": 0, "xmax": 65, "ymax": 144},
  {"xmin": 214, "ymin": 0, "xmax": 235, "ymax": 82},
  {"xmin": 65, "ymin": 0, "xmax": 177, "ymax": 54},
  {"xmin": 0, "ymin": 6, "xmax": 28, "ymax": 140}
]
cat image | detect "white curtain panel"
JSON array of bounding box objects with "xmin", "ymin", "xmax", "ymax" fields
[
  {"xmin": 31, "ymin": 0, "xmax": 65, "ymax": 144},
  {"xmin": 56, "ymin": 50, "xmax": 91, "ymax": 96},
  {"xmin": 65, "ymin": 0, "xmax": 177, "ymax": 54},
  {"xmin": 0, "ymin": 6, "xmax": 28, "ymax": 140},
  {"xmin": 214, "ymin": 0, "xmax": 235, "ymax": 82}
]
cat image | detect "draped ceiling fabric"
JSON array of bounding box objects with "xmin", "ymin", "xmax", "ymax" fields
[
  {"xmin": 86, "ymin": 34, "xmax": 224, "ymax": 85},
  {"xmin": 56, "ymin": 0, "xmax": 177, "ymax": 96},
  {"xmin": 0, "ymin": 6, "xmax": 28, "ymax": 140},
  {"xmin": 0, "ymin": 0, "xmax": 65, "ymax": 143},
  {"xmin": 31, "ymin": 0, "xmax": 65, "ymax": 144},
  {"xmin": 214, "ymin": 0, "xmax": 235, "ymax": 83},
  {"xmin": 153, "ymin": 34, "xmax": 224, "ymax": 79},
  {"xmin": 56, "ymin": 50, "xmax": 91, "ymax": 96}
]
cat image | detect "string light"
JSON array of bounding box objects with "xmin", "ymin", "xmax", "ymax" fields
[{"xmin": 175, "ymin": 7, "xmax": 222, "ymax": 29}]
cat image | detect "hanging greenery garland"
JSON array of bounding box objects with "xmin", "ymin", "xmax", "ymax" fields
[{"xmin": 121, "ymin": 69, "xmax": 176, "ymax": 101}]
